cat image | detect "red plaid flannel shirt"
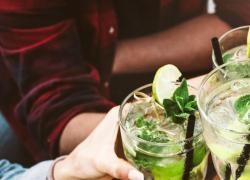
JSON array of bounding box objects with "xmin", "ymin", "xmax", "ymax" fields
[{"xmin": 0, "ymin": 0, "xmax": 249, "ymax": 161}]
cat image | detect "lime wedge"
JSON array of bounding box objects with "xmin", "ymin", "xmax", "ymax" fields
[
  {"xmin": 247, "ymin": 27, "xmax": 250, "ymax": 58},
  {"xmin": 152, "ymin": 64, "xmax": 182, "ymax": 105}
]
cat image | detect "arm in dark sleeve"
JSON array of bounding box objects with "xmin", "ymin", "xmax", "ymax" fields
[
  {"xmin": 0, "ymin": 19, "xmax": 114, "ymax": 157},
  {"xmin": 214, "ymin": 0, "xmax": 250, "ymax": 27}
]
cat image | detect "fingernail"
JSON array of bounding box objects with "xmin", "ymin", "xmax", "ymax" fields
[{"xmin": 128, "ymin": 169, "xmax": 144, "ymax": 180}]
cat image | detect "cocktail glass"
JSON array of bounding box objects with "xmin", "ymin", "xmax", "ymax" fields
[
  {"xmin": 212, "ymin": 26, "xmax": 250, "ymax": 68},
  {"xmin": 119, "ymin": 84, "xmax": 208, "ymax": 180},
  {"xmin": 198, "ymin": 60, "xmax": 250, "ymax": 179}
]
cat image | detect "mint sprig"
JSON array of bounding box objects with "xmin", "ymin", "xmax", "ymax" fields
[
  {"xmin": 163, "ymin": 79, "xmax": 198, "ymax": 124},
  {"xmin": 135, "ymin": 116, "xmax": 169, "ymax": 143},
  {"xmin": 234, "ymin": 94, "xmax": 250, "ymax": 123}
]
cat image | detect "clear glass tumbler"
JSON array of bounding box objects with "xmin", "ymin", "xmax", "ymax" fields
[
  {"xmin": 119, "ymin": 84, "xmax": 208, "ymax": 180},
  {"xmin": 212, "ymin": 26, "xmax": 250, "ymax": 68},
  {"xmin": 198, "ymin": 60, "xmax": 250, "ymax": 180}
]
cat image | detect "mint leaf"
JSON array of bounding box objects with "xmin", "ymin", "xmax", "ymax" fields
[
  {"xmin": 173, "ymin": 112, "xmax": 190, "ymax": 124},
  {"xmin": 234, "ymin": 94, "xmax": 250, "ymax": 123},
  {"xmin": 223, "ymin": 52, "xmax": 234, "ymax": 63},
  {"xmin": 134, "ymin": 151, "xmax": 158, "ymax": 170},
  {"xmin": 174, "ymin": 112, "xmax": 190, "ymax": 119},
  {"xmin": 184, "ymin": 100, "xmax": 198, "ymax": 113},
  {"xmin": 173, "ymin": 79, "xmax": 189, "ymax": 105},
  {"xmin": 135, "ymin": 116, "xmax": 168, "ymax": 143},
  {"xmin": 138, "ymin": 128, "xmax": 169, "ymax": 143},
  {"xmin": 163, "ymin": 99, "xmax": 180, "ymax": 117},
  {"xmin": 175, "ymin": 96, "xmax": 185, "ymax": 112},
  {"xmin": 135, "ymin": 116, "xmax": 145, "ymax": 128},
  {"xmin": 188, "ymin": 95, "xmax": 196, "ymax": 102},
  {"xmin": 163, "ymin": 79, "xmax": 198, "ymax": 124},
  {"xmin": 135, "ymin": 116, "xmax": 156, "ymax": 130}
]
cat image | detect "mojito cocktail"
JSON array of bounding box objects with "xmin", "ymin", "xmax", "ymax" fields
[
  {"xmin": 212, "ymin": 26, "xmax": 250, "ymax": 67},
  {"xmin": 119, "ymin": 65, "xmax": 208, "ymax": 180},
  {"xmin": 198, "ymin": 60, "xmax": 250, "ymax": 180}
]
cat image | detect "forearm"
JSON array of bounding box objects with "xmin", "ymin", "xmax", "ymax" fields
[
  {"xmin": 59, "ymin": 76, "xmax": 206, "ymax": 155},
  {"xmin": 113, "ymin": 14, "xmax": 230, "ymax": 74},
  {"xmin": 59, "ymin": 112, "xmax": 106, "ymax": 155}
]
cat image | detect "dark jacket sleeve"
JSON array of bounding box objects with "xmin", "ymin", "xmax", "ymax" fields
[
  {"xmin": 214, "ymin": 0, "xmax": 250, "ymax": 27},
  {"xmin": 0, "ymin": 19, "xmax": 114, "ymax": 157}
]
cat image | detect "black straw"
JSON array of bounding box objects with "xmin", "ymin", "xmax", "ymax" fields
[
  {"xmin": 182, "ymin": 114, "xmax": 196, "ymax": 180},
  {"xmin": 235, "ymin": 134, "xmax": 250, "ymax": 179},
  {"xmin": 224, "ymin": 163, "xmax": 232, "ymax": 180},
  {"xmin": 211, "ymin": 37, "xmax": 224, "ymax": 66}
]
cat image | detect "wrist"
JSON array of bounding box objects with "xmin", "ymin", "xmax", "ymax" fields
[
  {"xmin": 49, "ymin": 156, "xmax": 74, "ymax": 180},
  {"xmin": 53, "ymin": 159, "xmax": 68, "ymax": 180}
]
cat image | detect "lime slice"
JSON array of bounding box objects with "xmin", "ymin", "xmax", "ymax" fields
[
  {"xmin": 152, "ymin": 64, "xmax": 182, "ymax": 105},
  {"xmin": 247, "ymin": 27, "xmax": 250, "ymax": 58}
]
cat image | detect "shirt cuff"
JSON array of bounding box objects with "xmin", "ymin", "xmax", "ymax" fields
[
  {"xmin": 47, "ymin": 156, "xmax": 67, "ymax": 180},
  {"xmin": 19, "ymin": 160, "xmax": 53, "ymax": 180}
]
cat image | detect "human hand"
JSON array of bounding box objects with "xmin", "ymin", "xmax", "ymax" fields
[{"xmin": 53, "ymin": 107, "xmax": 143, "ymax": 180}]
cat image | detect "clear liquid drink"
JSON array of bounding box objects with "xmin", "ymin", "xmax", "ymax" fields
[
  {"xmin": 198, "ymin": 60, "xmax": 250, "ymax": 180},
  {"xmin": 223, "ymin": 45, "xmax": 250, "ymax": 63},
  {"xmin": 119, "ymin": 84, "xmax": 208, "ymax": 180},
  {"xmin": 212, "ymin": 26, "xmax": 250, "ymax": 67}
]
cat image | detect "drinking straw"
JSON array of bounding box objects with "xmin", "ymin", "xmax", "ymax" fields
[
  {"xmin": 211, "ymin": 37, "xmax": 224, "ymax": 66},
  {"xmin": 182, "ymin": 114, "xmax": 196, "ymax": 180},
  {"xmin": 224, "ymin": 164, "xmax": 232, "ymax": 180},
  {"xmin": 235, "ymin": 134, "xmax": 250, "ymax": 179}
]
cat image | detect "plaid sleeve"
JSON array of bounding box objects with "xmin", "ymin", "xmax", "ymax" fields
[
  {"xmin": 214, "ymin": 0, "xmax": 250, "ymax": 27},
  {"xmin": 0, "ymin": 19, "xmax": 114, "ymax": 158}
]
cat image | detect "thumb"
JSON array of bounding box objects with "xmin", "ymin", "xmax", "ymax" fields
[{"xmin": 102, "ymin": 157, "xmax": 144, "ymax": 180}]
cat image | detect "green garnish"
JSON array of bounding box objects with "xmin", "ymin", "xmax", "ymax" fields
[
  {"xmin": 163, "ymin": 79, "xmax": 198, "ymax": 124},
  {"xmin": 135, "ymin": 116, "xmax": 156, "ymax": 130},
  {"xmin": 134, "ymin": 152, "xmax": 157, "ymax": 170},
  {"xmin": 138, "ymin": 129, "xmax": 169, "ymax": 143},
  {"xmin": 223, "ymin": 53, "xmax": 234, "ymax": 63},
  {"xmin": 135, "ymin": 116, "xmax": 169, "ymax": 143},
  {"xmin": 234, "ymin": 94, "xmax": 250, "ymax": 123}
]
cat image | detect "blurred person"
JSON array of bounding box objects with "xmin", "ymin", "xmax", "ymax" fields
[
  {"xmin": 0, "ymin": 0, "xmax": 249, "ymax": 164},
  {"xmin": 0, "ymin": 107, "xmax": 144, "ymax": 180}
]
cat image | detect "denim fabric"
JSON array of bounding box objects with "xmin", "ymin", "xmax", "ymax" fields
[
  {"xmin": 0, "ymin": 113, "xmax": 11, "ymax": 152},
  {"xmin": 0, "ymin": 113, "xmax": 32, "ymax": 165},
  {"xmin": 0, "ymin": 159, "xmax": 52, "ymax": 180},
  {"xmin": 19, "ymin": 160, "xmax": 52, "ymax": 180},
  {"xmin": 0, "ymin": 160, "xmax": 26, "ymax": 180}
]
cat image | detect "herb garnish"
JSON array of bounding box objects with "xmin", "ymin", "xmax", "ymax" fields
[
  {"xmin": 163, "ymin": 79, "xmax": 198, "ymax": 124},
  {"xmin": 135, "ymin": 116, "xmax": 169, "ymax": 143},
  {"xmin": 234, "ymin": 94, "xmax": 250, "ymax": 179},
  {"xmin": 162, "ymin": 78, "xmax": 198, "ymax": 179},
  {"xmin": 234, "ymin": 94, "xmax": 250, "ymax": 123}
]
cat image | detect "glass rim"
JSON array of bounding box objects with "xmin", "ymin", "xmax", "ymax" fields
[
  {"xmin": 212, "ymin": 25, "xmax": 250, "ymax": 67},
  {"xmin": 119, "ymin": 83, "xmax": 203, "ymax": 147},
  {"xmin": 197, "ymin": 59, "xmax": 250, "ymax": 135}
]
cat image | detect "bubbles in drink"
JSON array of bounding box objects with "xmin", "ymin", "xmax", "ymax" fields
[
  {"xmin": 121, "ymin": 98, "xmax": 208, "ymax": 179},
  {"xmin": 223, "ymin": 45, "xmax": 250, "ymax": 63},
  {"xmin": 205, "ymin": 78, "xmax": 250, "ymax": 179}
]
